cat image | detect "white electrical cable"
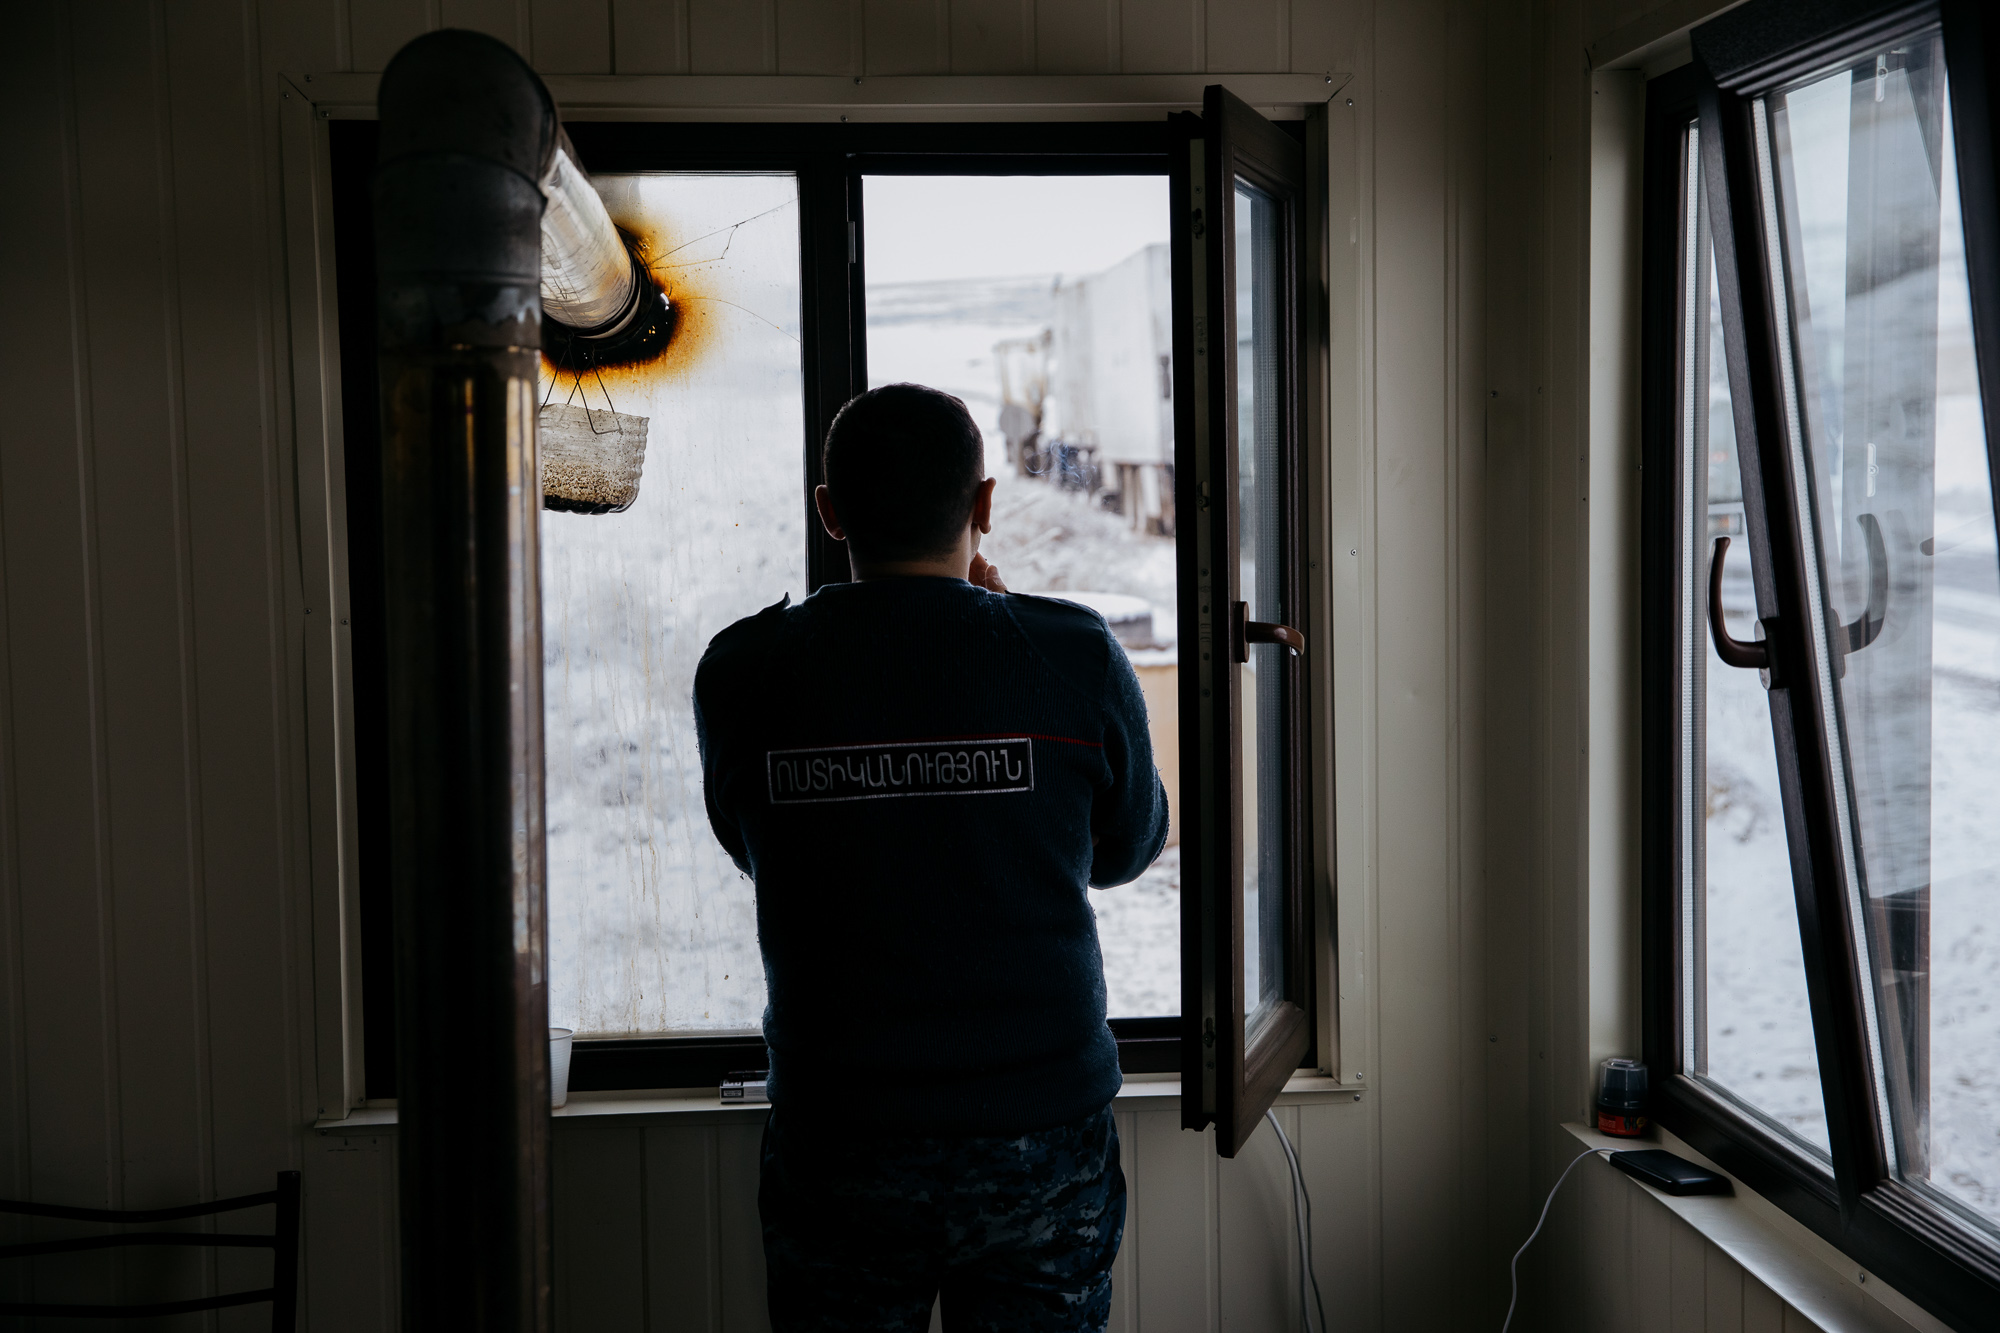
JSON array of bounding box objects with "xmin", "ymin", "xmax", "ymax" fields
[
  {"xmin": 1265, "ymin": 1109, "xmax": 1331, "ymax": 1333},
  {"xmin": 1500, "ymin": 1146, "xmax": 1609, "ymax": 1333}
]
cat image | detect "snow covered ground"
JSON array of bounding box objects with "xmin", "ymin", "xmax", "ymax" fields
[{"xmin": 1703, "ymin": 500, "xmax": 2000, "ymax": 1225}]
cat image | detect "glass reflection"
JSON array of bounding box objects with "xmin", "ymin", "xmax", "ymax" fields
[
  {"xmin": 1767, "ymin": 40, "xmax": 2000, "ymax": 1232},
  {"xmin": 1680, "ymin": 123, "xmax": 1830, "ymax": 1150},
  {"xmin": 1235, "ymin": 178, "xmax": 1287, "ymax": 1040}
]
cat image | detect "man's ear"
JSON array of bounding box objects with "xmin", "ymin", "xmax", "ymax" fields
[
  {"xmin": 971, "ymin": 476, "xmax": 998, "ymax": 535},
  {"xmin": 814, "ymin": 484, "xmax": 847, "ymax": 541}
]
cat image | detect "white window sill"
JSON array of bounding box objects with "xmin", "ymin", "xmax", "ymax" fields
[
  {"xmin": 312, "ymin": 1072, "xmax": 1362, "ymax": 1135},
  {"xmin": 1561, "ymin": 1121, "xmax": 1951, "ymax": 1333}
]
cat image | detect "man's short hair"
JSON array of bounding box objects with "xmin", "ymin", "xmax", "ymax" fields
[{"xmin": 822, "ymin": 384, "xmax": 986, "ymax": 562}]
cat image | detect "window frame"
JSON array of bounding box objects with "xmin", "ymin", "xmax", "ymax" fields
[
  {"xmin": 1641, "ymin": 2, "xmax": 2000, "ymax": 1324},
  {"xmin": 1173, "ymin": 88, "xmax": 1322, "ymax": 1158},
  {"xmin": 329, "ymin": 116, "xmax": 1313, "ymax": 1098}
]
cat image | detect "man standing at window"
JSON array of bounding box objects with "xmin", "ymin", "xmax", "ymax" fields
[{"xmin": 694, "ymin": 383, "xmax": 1169, "ymax": 1332}]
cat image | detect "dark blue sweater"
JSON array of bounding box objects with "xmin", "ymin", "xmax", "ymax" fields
[{"xmin": 692, "ymin": 576, "xmax": 1170, "ymax": 1135}]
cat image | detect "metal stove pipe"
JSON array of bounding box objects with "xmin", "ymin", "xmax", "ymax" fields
[
  {"xmin": 373, "ymin": 29, "xmax": 555, "ymax": 1333},
  {"xmin": 539, "ymin": 129, "xmax": 644, "ymax": 337}
]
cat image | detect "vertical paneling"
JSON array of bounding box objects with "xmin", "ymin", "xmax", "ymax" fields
[
  {"xmin": 1479, "ymin": 0, "xmax": 1545, "ymax": 1318},
  {"xmin": 548, "ymin": 1100, "xmax": 1386, "ymax": 1331},
  {"xmin": 1033, "ymin": 0, "xmax": 1112, "ymax": 72},
  {"xmin": 304, "ymin": 1134, "xmax": 399, "ymax": 1331},
  {"xmin": 555, "ymin": 1127, "xmax": 648, "ymax": 1331},
  {"xmin": 533, "ymin": 0, "xmax": 613, "ymax": 72},
  {"xmin": 258, "ymin": 0, "xmax": 347, "ymax": 84},
  {"xmin": 715, "ymin": 1121, "xmax": 771, "ymax": 1333},
  {"xmin": 1446, "ymin": 0, "xmax": 1495, "ymax": 1321},
  {"xmin": 1297, "ymin": 1098, "xmax": 1382, "ymax": 1331},
  {"xmin": 864, "ymin": 0, "xmax": 947, "ymax": 73},
  {"xmin": 612, "ymin": 0, "xmax": 688, "ymax": 71},
  {"xmin": 777, "ymin": 0, "xmax": 857, "ymax": 74},
  {"xmin": 689, "ymin": 0, "xmax": 777, "ymax": 73},
  {"xmin": 1131, "ymin": 1107, "xmax": 1218, "ymax": 1333},
  {"xmin": 1743, "ymin": 1275, "xmax": 1786, "ymax": 1333},
  {"xmin": 1288, "ymin": 0, "xmax": 1347, "ymax": 74},
  {"xmin": 156, "ymin": 7, "xmax": 302, "ymax": 1322},
  {"xmin": 1119, "ymin": 0, "xmax": 1199, "ymax": 72},
  {"xmin": 1670, "ymin": 1216, "xmax": 1707, "ymax": 1333},
  {"xmin": 1705, "ymin": 1241, "xmax": 1745, "ymax": 1333},
  {"xmin": 84, "ymin": 3, "xmax": 205, "ymax": 1268},
  {"xmin": 348, "ymin": 0, "xmax": 430, "ymax": 70},
  {"xmin": 1581, "ymin": 1157, "xmax": 1633, "ymax": 1326},
  {"xmin": 1374, "ymin": 0, "xmax": 1463, "ymax": 1328},
  {"xmin": 1631, "ymin": 1176, "xmax": 1675, "ymax": 1333},
  {"xmin": 1206, "ymin": 0, "xmax": 1284, "ymax": 70},
  {"xmin": 440, "ymin": 0, "xmax": 530, "ymax": 53},
  {"xmin": 949, "ymin": 0, "xmax": 1032, "ymax": 72},
  {"xmin": 1218, "ymin": 1108, "xmax": 1297, "ymax": 1331},
  {"xmin": 0, "ymin": 10, "xmax": 119, "ymax": 1316},
  {"xmin": 645, "ymin": 1123, "xmax": 721, "ymax": 1332},
  {"xmin": 3, "ymin": 0, "xmax": 310, "ymax": 1310},
  {"xmin": 1105, "ymin": 1107, "xmax": 1138, "ymax": 1333}
]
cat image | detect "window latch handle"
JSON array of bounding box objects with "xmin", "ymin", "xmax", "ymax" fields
[
  {"xmin": 1841, "ymin": 512, "xmax": 1888, "ymax": 654},
  {"xmin": 1231, "ymin": 601, "xmax": 1305, "ymax": 662},
  {"xmin": 1708, "ymin": 536, "xmax": 1770, "ymax": 671}
]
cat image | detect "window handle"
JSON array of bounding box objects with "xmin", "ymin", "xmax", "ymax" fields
[
  {"xmin": 1841, "ymin": 512, "xmax": 1888, "ymax": 653},
  {"xmin": 1708, "ymin": 537, "xmax": 1769, "ymax": 671},
  {"xmin": 1231, "ymin": 601, "xmax": 1305, "ymax": 661}
]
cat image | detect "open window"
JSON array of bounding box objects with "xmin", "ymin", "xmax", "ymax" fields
[
  {"xmin": 1643, "ymin": 2, "xmax": 2000, "ymax": 1324},
  {"xmin": 330, "ymin": 98, "xmax": 1328, "ymax": 1144},
  {"xmin": 1175, "ymin": 87, "xmax": 1320, "ymax": 1157}
]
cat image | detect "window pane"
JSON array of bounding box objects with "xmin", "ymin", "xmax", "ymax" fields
[
  {"xmin": 1767, "ymin": 38, "xmax": 2000, "ymax": 1232},
  {"xmin": 1234, "ymin": 179, "xmax": 1288, "ymax": 1041},
  {"xmin": 1681, "ymin": 126, "xmax": 1831, "ymax": 1153},
  {"xmin": 860, "ymin": 175, "xmax": 1180, "ymax": 1017},
  {"xmin": 541, "ymin": 173, "xmax": 805, "ymax": 1037}
]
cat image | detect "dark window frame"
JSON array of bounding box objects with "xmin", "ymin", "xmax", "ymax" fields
[
  {"xmin": 332, "ymin": 115, "xmax": 1317, "ymax": 1099},
  {"xmin": 1642, "ymin": 2, "xmax": 2000, "ymax": 1326},
  {"xmin": 1173, "ymin": 88, "xmax": 1321, "ymax": 1158}
]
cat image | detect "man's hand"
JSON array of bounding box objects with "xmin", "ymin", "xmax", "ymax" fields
[{"xmin": 969, "ymin": 553, "xmax": 1008, "ymax": 593}]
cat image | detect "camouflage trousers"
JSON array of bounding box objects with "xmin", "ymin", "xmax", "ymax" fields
[{"xmin": 760, "ymin": 1104, "xmax": 1126, "ymax": 1331}]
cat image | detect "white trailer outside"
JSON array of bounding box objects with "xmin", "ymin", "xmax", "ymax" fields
[{"xmin": 1038, "ymin": 242, "xmax": 1176, "ymax": 534}]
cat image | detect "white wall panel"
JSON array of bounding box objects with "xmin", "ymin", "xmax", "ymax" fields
[
  {"xmin": 777, "ymin": 0, "xmax": 861, "ymax": 75},
  {"xmin": 1130, "ymin": 1104, "xmax": 1219, "ymax": 1331},
  {"xmin": 0, "ymin": 3, "xmax": 119, "ymax": 1287},
  {"xmin": 1218, "ymin": 1108, "xmax": 1298, "ymax": 1331},
  {"xmin": 948, "ymin": 0, "xmax": 1032, "ymax": 72},
  {"xmin": 689, "ymin": 0, "xmax": 778, "ymax": 74},
  {"xmin": 1208, "ymin": 0, "xmax": 1287, "ymax": 71},
  {"xmin": 613, "ymin": 0, "xmax": 691, "ymax": 74},
  {"xmin": 441, "ymin": 0, "xmax": 532, "ymax": 54},
  {"xmin": 554, "ymin": 1127, "xmax": 647, "ymax": 1329},
  {"xmin": 534, "ymin": 0, "xmax": 614, "ymax": 72},
  {"xmin": 715, "ymin": 1122, "xmax": 771, "ymax": 1333},
  {"xmin": 1120, "ymin": 0, "xmax": 1203, "ymax": 73},
  {"xmin": 645, "ymin": 1123, "xmax": 722, "ymax": 1331},
  {"xmin": 304, "ymin": 1133, "xmax": 399, "ymax": 1330},
  {"xmin": 543, "ymin": 1101, "xmax": 1377, "ymax": 1330},
  {"xmin": 1034, "ymin": 0, "xmax": 1115, "ymax": 73},
  {"xmin": 864, "ymin": 0, "xmax": 949, "ymax": 74}
]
